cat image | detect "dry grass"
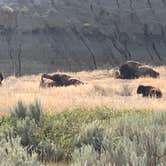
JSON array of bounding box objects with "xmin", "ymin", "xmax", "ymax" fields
[{"xmin": 0, "ymin": 66, "xmax": 166, "ymax": 115}]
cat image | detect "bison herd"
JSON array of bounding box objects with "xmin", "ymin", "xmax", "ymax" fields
[
  {"xmin": 116, "ymin": 61, "xmax": 162, "ymax": 98},
  {"xmin": 0, "ymin": 60, "xmax": 163, "ymax": 99}
]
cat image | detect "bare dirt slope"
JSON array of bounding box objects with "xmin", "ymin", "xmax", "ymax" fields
[
  {"xmin": 0, "ymin": 0, "xmax": 166, "ymax": 75},
  {"xmin": 0, "ymin": 66, "xmax": 165, "ymax": 115}
]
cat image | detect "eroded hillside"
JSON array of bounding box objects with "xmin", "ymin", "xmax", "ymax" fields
[{"xmin": 0, "ymin": 0, "xmax": 166, "ymax": 75}]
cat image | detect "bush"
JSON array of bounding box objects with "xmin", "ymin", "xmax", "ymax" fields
[
  {"xmin": 1, "ymin": 101, "xmax": 165, "ymax": 165},
  {"xmin": 16, "ymin": 117, "xmax": 38, "ymax": 147},
  {"xmin": 76, "ymin": 121, "xmax": 104, "ymax": 155},
  {"xmin": 28, "ymin": 101, "xmax": 41, "ymax": 124},
  {"xmin": 71, "ymin": 145, "xmax": 99, "ymax": 166},
  {"xmin": 0, "ymin": 136, "xmax": 41, "ymax": 166},
  {"xmin": 37, "ymin": 107, "xmax": 120, "ymax": 161},
  {"xmin": 37, "ymin": 140, "xmax": 64, "ymax": 163},
  {"xmin": 11, "ymin": 101, "xmax": 27, "ymax": 120},
  {"xmin": 71, "ymin": 112, "xmax": 166, "ymax": 166},
  {"xmin": 11, "ymin": 100, "xmax": 42, "ymax": 123}
]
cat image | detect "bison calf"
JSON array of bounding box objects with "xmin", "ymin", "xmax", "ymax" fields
[{"xmin": 137, "ymin": 85, "xmax": 162, "ymax": 98}]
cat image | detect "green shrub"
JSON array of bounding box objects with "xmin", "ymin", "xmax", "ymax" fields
[
  {"xmin": 71, "ymin": 145, "xmax": 99, "ymax": 166},
  {"xmin": 11, "ymin": 100, "xmax": 42, "ymax": 123},
  {"xmin": 16, "ymin": 117, "xmax": 38, "ymax": 147},
  {"xmin": 37, "ymin": 140, "xmax": 64, "ymax": 163},
  {"xmin": 76, "ymin": 121, "xmax": 104, "ymax": 154},
  {"xmin": 71, "ymin": 112, "xmax": 166, "ymax": 166},
  {"xmin": 28, "ymin": 101, "xmax": 41, "ymax": 124},
  {"xmin": 11, "ymin": 101, "xmax": 27, "ymax": 120},
  {"xmin": 2, "ymin": 101, "xmax": 166, "ymax": 165},
  {"xmin": 0, "ymin": 137, "xmax": 41, "ymax": 166}
]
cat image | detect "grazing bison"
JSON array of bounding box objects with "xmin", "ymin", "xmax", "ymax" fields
[
  {"xmin": 136, "ymin": 66, "xmax": 159, "ymax": 78},
  {"xmin": 40, "ymin": 73, "xmax": 83, "ymax": 87},
  {"xmin": 40, "ymin": 74, "xmax": 71, "ymax": 88},
  {"xmin": 137, "ymin": 85, "xmax": 162, "ymax": 98},
  {"xmin": 0, "ymin": 73, "xmax": 3, "ymax": 85},
  {"xmin": 119, "ymin": 61, "xmax": 142, "ymax": 79},
  {"xmin": 117, "ymin": 61, "xmax": 159, "ymax": 79}
]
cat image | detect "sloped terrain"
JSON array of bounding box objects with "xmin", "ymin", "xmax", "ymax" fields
[{"xmin": 0, "ymin": 0, "xmax": 166, "ymax": 75}]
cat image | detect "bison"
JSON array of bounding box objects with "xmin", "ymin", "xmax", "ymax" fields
[
  {"xmin": 117, "ymin": 61, "xmax": 160, "ymax": 79},
  {"xmin": 137, "ymin": 85, "xmax": 162, "ymax": 98},
  {"xmin": 40, "ymin": 73, "xmax": 83, "ymax": 87},
  {"xmin": 63, "ymin": 78, "xmax": 83, "ymax": 86},
  {"xmin": 0, "ymin": 73, "xmax": 3, "ymax": 85},
  {"xmin": 119, "ymin": 61, "xmax": 142, "ymax": 79},
  {"xmin": 136, "ymin": 66, "xmax": 159, "ymax": 78}
]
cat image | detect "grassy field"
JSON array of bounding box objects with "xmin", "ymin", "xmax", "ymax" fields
[
  {"xmin": 0, "ymin": 65, "xmax": 165, "ymax": 165},
  {"xmin": 0, "ymin": 66, "xmax": 166, "ymax": 115}
]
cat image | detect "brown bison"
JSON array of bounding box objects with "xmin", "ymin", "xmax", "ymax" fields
[
  {"xmin": 0, "ymin": 73, "xmax": 3, "ymax": 85},
  {"xmin": 136, "ymin": 66, "xmax": 159, "ymax": 78},
  {"xmin": 117, "ymin": 61, "xmax": 159, "ymax": 79},
  {"xmin": 118, "ymin": 61, "xmax": 142, "ymax": 79},
  {"xmin": 41, "ymin": 74, "xmax": 71, "ymax": 86},
  {"xmin": 137, "ymin": 85, "xmax": 162, "ymax": 98},
  {"xmin": 63, "ymin": 78, "xmax": 83, "ymax": 86},
  {"xmin": 40, "ymin": 73, "xmax": 83, "ymax": 87}
]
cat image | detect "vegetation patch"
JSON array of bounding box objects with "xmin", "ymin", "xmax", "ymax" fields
[{"xmin": 0, "ymin": 101, "xmax": 166, "ymax": 165}]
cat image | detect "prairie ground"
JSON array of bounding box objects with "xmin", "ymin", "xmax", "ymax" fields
[{"xmin": 0, "ymin": 66, "xmax": 166, "ymax": 115}]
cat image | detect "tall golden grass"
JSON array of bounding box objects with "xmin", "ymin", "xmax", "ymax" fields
[{"xmin": 0, "ymin": 66, "xmax": 166, "ymax": 115}]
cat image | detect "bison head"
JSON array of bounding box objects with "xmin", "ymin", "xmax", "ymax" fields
[{"xmin": 137, "ymin": 85, "xmax": 145, "ymax": 94}]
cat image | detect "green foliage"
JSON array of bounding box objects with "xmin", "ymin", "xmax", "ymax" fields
[
  {"xmin": 76, "ymin": 121, "xmax": 104, "ymax": 154},
  {"xmin": 28, "ymin": 101, "xmax": 41, "ymax": 124},
  {"xmin": 37, "ymin": 140, "xmax": 64, "ymax": 163},
  {"xmin": 1, "ymin": 100, "xmax": 166, "ymax": 165},
  {"xmin": 0, "ymin": 136, "xmax": 41, "ymax": 166},
  {"xmin": 71, "ymin": 145, "xmax": 99, "ymax": 166},
  {"xmin": 11, "ymin": 100, "xmax": 41, "ymax": 123},
  {"xmin": 37, "ymin": 107, "xmax": 121, "ymax": 160},
  {"xmin": 11, "ymin": 101, "xmax": 27, "ymax": 120},
  {"xmin": 16, "ymin": 117, "xmax": 38, "ymax": 147},
  {"xmin": 71, "ymin": 112, "xmax": 166, "ymax": 166}
]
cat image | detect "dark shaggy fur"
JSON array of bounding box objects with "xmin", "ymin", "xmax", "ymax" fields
[
  {"xmin": 137, "ymin": 85, "xmax": 162, "ymax": 98},
  {"xmin": 118, "ymin": 61, "xmax": 160, "ymax": 79},
  {"xmin": 119, "ymin": 61, "xmax": 142, "ymax": 79},
  {"xmin": 149, "ymin": 69, "xmax": 160, "ymax": 78},
  {"xmin": 40, "ymin": 73, "xmax": 83, "ymax": 87},
  {"xmin": 64, "ymin": 79, "xmax": 84, "ymax": 86},
  {"xmin": 42, "ymin": 74, "xmax": 71, "ymax": 85},
  {"xmin": 136, "ymin": 66, "xmax": 160, "ymax": 78},
  {"xmin": 119, "ymin": 63, "xmax": 138, "ymax": 79},
  {"xmin": 0, "ymin": 73, "xmax": 3, "ymax": 85}
]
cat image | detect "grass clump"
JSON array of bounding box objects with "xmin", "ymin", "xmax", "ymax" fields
[{"xmin": 120, "ymin": 84, "xmax": 133, "ymax": 96}]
